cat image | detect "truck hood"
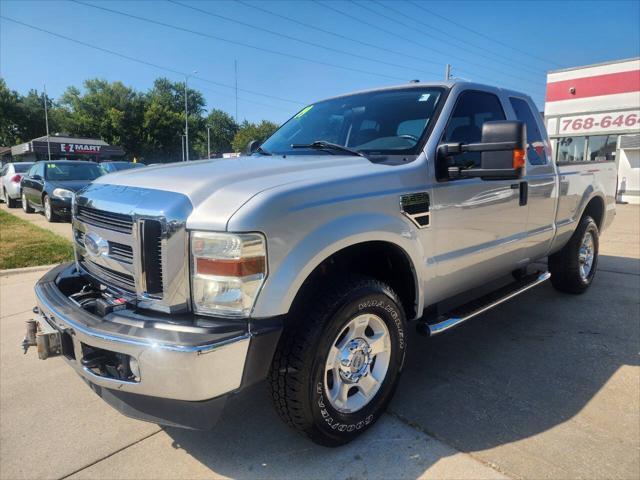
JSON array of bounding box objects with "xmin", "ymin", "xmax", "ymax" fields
[{"xmin": 94, "ymin": 155, "xmax": 374, "ymax": 230}]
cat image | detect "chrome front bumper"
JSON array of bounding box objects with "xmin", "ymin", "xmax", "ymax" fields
[{"xmin": 31, "ymin": 265, "xmax": 251, "ymax": 402}]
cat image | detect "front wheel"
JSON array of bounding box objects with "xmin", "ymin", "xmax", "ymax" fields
[
  {"xmin": 269, "ymin": 276, "xmax": 407, "ymax": 446},
  {"xmin": 43, "ymin": 195, "xmax": 58, "ymax": 222},
  {"xmin": 549, "ymin": 215, "xmax": 599, "ymax": 294},
  {"xmin": 22, "ymin": 192, "xmax": 34, "ymax": 213}
]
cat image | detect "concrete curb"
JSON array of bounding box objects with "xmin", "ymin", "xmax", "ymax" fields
[{"xmin": 0, "ymin": 264, "xmax": 57, "ymax": 277}]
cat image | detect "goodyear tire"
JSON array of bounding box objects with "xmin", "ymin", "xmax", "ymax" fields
[
  {"xmin": 549, "ymin": 215, "xmax": 599, "ymax": 294},
  {"xmin": 268, "ymin": 276, "xmax": 407, "ymax": 446}
]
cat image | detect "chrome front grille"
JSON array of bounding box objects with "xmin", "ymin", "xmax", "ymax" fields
[
  {"xmin": 109, "ymin": 242, "xmax": 133, "ymax": 264},
  {"xmin": 76, "ymin": 205, "xmax": 134, "ymax": 234},
  {"xmin": 80, "ymin": 259, "xmax": 136, "ymax": 292},
  {"xmin": 75, "ymin": 230, "xmax": 133, "ymax": 264},
  {"xmin": 72, "ymin": 184, "xmax": 192, "ymax": 314}
]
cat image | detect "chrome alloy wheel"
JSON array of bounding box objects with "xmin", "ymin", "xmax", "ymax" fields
[
  {"xmin": 578, "ymin": 231, "xmax": 595, "ymax": 281},
  {"xmin": 324, "ymin": 313, "xmax": 391, "ymax": 413},
  {"xmin": 44, "ymin": 197, "xmax": 52, "ymax": 221}
]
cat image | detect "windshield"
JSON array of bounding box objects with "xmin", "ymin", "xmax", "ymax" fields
[
  {"xmin": 13, "ymin": 163, "xmax": 33, "ymax": 173},
  {"xmin": 260, "ymin": 87, "xmax": 444, "ymax": 157},
  {"xmin": 45, "ymin": 163, "xmax": 103, "ymax": 181}
]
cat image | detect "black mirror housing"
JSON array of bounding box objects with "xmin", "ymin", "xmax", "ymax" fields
[
  {"xmin": 440, "ymin": 120, "xmax": 527, "ymax": 181},
  {"xmin": 246, "ymin": 140, "xmax": 261, "ymax": 155},
  {"xmin": 480, "ymin": 121, "xmax": 526, "ymax": 171}
]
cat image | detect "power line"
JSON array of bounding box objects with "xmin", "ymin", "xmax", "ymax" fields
[
  {"xmin": 349, "ymin": 0, "xmax": 543, "ymax": 87},
  {"xmin": 70, "ymin": 0, "xmax": 413, "ymax": 82},
  {"xmin": 406, "ymin": 0, "xmax": 562, "ymax": 68},
  {"xmin": 235, "ymin": 0, "xmax": 440, "ymax": 70},
  {"xmin": 312, "ymin": 0, "xmax": 517, "ymax": 88},
  {"xmin": 169, "ymin": 0, "xmax": 441, "ymax": 78},
  {"xmin": 0, "ymin": 15, "xmax": 304, "ymax": 109},
  {"xmin": 371, "ymin": 0, "xmax": 545, "ymax": 76}
]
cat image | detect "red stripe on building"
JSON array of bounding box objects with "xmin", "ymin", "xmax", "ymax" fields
[{"xmin": 546, "ymin": 69, "xmax": 640, "ymax": 102}]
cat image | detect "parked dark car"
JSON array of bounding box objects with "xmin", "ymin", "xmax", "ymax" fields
[
  {"xmin": 21, "ymin": 161, "xmax": 104, "ymax": 222},
  {"xmin": 99, "ymin": 161, "xmax": 145, "ymax": 174}
]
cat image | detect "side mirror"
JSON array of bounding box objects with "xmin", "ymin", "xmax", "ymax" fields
[
  {"xmin": 32, "ymin": 175, "xmax": 42, "ymax": 181},
  {"xmin": 246, "ymin": 140, "xmax": 260, "ymax": 155},
  {"xmin": 438, "ymin": 120, "xmax": 526, "ymax": 180}
]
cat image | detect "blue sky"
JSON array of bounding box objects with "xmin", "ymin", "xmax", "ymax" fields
[{"xmin": 1, "ymin": 0, "xmax": 639, "ymax": 124}]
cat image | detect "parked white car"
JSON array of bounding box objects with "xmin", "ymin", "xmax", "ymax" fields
[{"xmin": 0, "ymin": 162, "xmax": 34, "ymax": 208}]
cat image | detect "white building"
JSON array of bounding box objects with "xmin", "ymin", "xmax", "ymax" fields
[{"xmin": 544, "ymin": 58, "xmax": 640, "ymax": 204}]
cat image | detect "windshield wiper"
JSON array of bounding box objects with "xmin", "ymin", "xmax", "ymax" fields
[{"xmin": 291, "ymin": 141, "xmax": 365, "ymax": 157}]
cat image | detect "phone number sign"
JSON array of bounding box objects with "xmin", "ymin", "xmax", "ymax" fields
[{"xmin": 559, "ymin": 111, "xmax": 640, "ymax": 134}]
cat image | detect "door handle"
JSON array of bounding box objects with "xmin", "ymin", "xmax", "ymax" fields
[{"xmin": 519, "ymin": 181, "xmax": 528, "ymax": 206}]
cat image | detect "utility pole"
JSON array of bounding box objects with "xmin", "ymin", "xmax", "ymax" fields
[
  {"xmin": 445, "ymin": 64, "xmax": 452, "ymax": 81},
  {"xmin": 181, "ymin": 135, "xmax": 185, "ymax": 162},
  {"xmin": 184, "ymin": 70, "xmax": 197, "ymax": 161},
  {"xmin": 234, "ymin": 59, "xmax": 238, "ymax": 123},
  {"xmin": 43, "ymin": 83, "xmax": 52, "ymax": 161},
  {"xmin": 206, "ymin": 126, "xmax": 211, "ymax": 160}
]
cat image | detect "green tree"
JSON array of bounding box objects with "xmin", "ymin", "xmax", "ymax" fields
[
  {"xmin": 0, "ymin": 79, "xmax": 23, "ymax": 146},
  {"xmin": 0, "ymin": 80, "xmax": 56, "ymax": 146},
  {"xmin": 231, "ymin": 119, "xmax": 279, "ymax": 153},
  {"xmin": 195, "ymin": 109, "xmax": 238, "ymax": 157},
  {"xmin": 56, "ymin": 79, "xmax": 145, "ymax": 159},
  {"xmin": 142, "ymin": 78, "xmax": 205, "ymax": 162}
]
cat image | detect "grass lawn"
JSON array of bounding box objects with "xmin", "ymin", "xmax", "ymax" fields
[{"xmin": 0, "ymin": 209, "xmax": 74, "ymax": 269}]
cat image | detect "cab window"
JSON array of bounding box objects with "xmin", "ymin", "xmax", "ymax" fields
[
  {"xmin": 443, "ymin": 91, "xmax": 505, "ymax": 172},
  {"xmin": 509, "ymin": 97, "xmax": 547, "ymax": 165}
]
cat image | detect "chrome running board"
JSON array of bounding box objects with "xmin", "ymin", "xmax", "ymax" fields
[{"xmin": 425, "ymin": 271, "xmax": 551, "ymax": 337}]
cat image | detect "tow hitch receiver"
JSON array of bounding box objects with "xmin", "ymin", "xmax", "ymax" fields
[{"xmin": 22, "ymin": 310, "xmax": 63, "ymax": 360}]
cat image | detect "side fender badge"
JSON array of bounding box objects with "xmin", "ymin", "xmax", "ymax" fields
[{"xmin": 400, "ymin": 192, "xmax": 430, "ymax": 228}]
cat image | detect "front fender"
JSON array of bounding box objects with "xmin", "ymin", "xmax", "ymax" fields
[{"xmin": 251, "ymin": 213, "xmax": 425, "ymax": 320}]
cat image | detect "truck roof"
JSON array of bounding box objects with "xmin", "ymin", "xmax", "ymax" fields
[{"xmin": 317, "ymin": 81, "xmax": 533, "ymax": 104}]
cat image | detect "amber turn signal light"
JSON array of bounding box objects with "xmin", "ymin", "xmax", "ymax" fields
[
  {"xmin": 512, "ymin": 148, "xmax": 526, "ymax": 169},
  {"xmin": 196, "ymin": 256, "xmax": 266, "ymax": 277}
]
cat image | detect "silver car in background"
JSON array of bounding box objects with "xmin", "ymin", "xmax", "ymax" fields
[{"xmin": 0, "ymin": 162, "xmax": 34, "ymax": 208}]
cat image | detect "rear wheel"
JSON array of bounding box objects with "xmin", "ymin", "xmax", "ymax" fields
[
  {"xmin": 22, "ymin": 192, "xmax": 34, "ymax": 213},
  {"xmin": 5, "ymin": 189, "xmax": 18, "ymax": 208},
  {"xmin": 269, "ymin": 276, "xmax": 407, "ymax": 446},
  {"xmin": 549, "ymin": 215, "xmax": 599, "ymax": 294}
]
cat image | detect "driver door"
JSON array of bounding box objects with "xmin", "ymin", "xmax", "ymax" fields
[{"xmin": 429, "ymin": 89, "xmax": 529, "ymax": 299}]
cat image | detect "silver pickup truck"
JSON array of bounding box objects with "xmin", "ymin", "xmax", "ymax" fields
[{"xmin": 23, "ymin": 82, "xmax": 616, "ymax": 446}]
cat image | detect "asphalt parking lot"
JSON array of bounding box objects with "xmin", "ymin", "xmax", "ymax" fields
[{"xmin": 1, "ymin": 205, "xmax": 638, "ymax": 479}]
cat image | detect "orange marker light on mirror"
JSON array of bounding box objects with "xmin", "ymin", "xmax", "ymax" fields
[{"xmin": 512, "ymin": 148, "xmax": 526, "ymax": 169}]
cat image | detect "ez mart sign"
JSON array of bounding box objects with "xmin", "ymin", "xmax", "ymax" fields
[
  {"xmin": 59, "ymin": 143, "xmax": 102, "ymax": 154},
  {"xmin": 558, "ymin": 110, "xmax": 640, "ymax": 135}
]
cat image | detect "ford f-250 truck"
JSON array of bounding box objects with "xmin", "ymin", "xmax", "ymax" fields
[{"xmin": 23, "ymin": 82, "xmax": 616, "ymax": 446}]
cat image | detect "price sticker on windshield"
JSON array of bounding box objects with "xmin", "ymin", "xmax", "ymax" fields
[{"xmin": 294, "ymin": 105, "xmax": 314, "ymax": 119}]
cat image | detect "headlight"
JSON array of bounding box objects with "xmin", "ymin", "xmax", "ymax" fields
[
  {"xmin": 190, "ymin": 231, "xmax": 267, "ymax": 317},
  {"xmin": 52, "ymin": 188, "xmax": 74, "ymax": 200}
]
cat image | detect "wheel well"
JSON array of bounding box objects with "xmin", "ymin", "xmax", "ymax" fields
[
  {"xmin": 291, "ymin": 241, "xmax": 417, "ymax": 319},
  {"xmin": 582, "ymin": 196, "xmax": 604, "ymax": 230}
]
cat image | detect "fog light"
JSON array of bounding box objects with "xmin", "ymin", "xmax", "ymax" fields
[{"xmin": 129, "ymin": 357, "xmax": 140, "ymax": 379}]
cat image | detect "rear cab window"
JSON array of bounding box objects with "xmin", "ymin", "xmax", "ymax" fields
[{"xmin": 509, "ymin": 97, "xmax": 547, "ymax": 165}]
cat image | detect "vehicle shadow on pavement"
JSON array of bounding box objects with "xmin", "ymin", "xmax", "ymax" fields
[
  {"xmin": 389, "ymin": 254, "xmax": 640, "ymax": 478},
  {"xmin": 164, "ymin": 255, "xmax": 639, "ymax": 479},
  {"xmin": 164, "ymin": 385, "xmax": 459, "ymax": 479}
]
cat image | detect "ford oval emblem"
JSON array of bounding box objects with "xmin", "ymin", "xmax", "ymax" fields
[{"xmin": 84, "ymin": 232, "xmax": 109, "ymax": 257}]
